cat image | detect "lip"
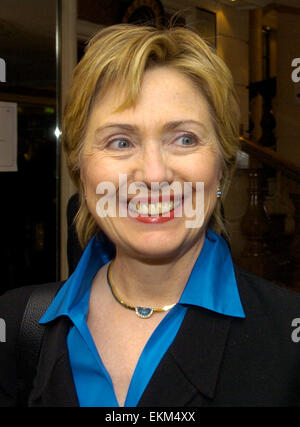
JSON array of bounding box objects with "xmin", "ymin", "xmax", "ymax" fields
[{"xmin": 126, "ymin": 196, "xmax": 186, "ymax": 224}]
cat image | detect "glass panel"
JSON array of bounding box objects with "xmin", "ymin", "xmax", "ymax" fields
[{"xmin": 0, "ymin": 0, "xmax": 59, "ymax": 292}]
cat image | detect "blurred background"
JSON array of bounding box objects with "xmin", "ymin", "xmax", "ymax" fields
[{"xmin": 0, "ymin": 0, "xmax": 299, "ymax": 295}]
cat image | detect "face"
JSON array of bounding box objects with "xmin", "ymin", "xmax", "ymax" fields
[{"xmin": 80, "ymin": 66, "xmax": 222, "ymax": 261}]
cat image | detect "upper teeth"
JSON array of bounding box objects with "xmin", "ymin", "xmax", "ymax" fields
[{"xmin": 128, "ymin": 199, "xmax": 181, "ymax": 215}]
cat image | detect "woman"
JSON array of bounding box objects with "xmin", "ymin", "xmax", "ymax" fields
[{"xmin": 1, "ymin": 24, "xmax": 300, "ymax": 408}]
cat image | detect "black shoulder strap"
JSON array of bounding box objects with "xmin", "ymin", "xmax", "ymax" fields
[{"xmin": 17, "ymin": 282, "xmax": 62, "ymax": 406}]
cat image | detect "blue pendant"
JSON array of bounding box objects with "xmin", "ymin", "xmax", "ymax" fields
[{"xmin": 135, "ymin": 307, "xmax": 153, "ymax": 319}]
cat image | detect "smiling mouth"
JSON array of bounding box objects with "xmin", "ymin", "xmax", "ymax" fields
[{"xmin": 127, "ymin": 198, "xmax": 183, "ymax": 216}]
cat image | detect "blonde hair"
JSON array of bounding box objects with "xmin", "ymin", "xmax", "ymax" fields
[{"xmin": 63, "ymin": 23, "xmax": 240, "ymax": 248}]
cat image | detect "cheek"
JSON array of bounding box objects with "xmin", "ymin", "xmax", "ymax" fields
[
  {"xmin": 187, "ymin": 152, "xmax": 221, "ymax": 189},
  {"xmin": 80, "ymin": 155, "xmax": 115, "ymax": 193}
]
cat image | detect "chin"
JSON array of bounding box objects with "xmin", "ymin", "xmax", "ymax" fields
[
  {"xmin": 123, "ymin": 230, "xmax": 194, "ymax": 261},
  {"xmin": 130, "ymin": 246, "xmax": 183, "ymax": 263}
]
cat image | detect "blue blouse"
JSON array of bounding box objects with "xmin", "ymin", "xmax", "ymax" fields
[{"xmin": 40, "ymin": 228, "xmax": 245, "ymax": 407}]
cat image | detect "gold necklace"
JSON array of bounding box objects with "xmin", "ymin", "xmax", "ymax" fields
[{"xmin": 107, "ymin": 259, "xmax": 177, "ymax": 319}]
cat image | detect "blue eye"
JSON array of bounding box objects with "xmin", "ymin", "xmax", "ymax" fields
[
  {"xmin": 176, "ymin": 134, "xmax": 196, "ymax": 146},
  {"xmin": 108, "ymin": 139, "xmax": 131, "ymax": 149}
]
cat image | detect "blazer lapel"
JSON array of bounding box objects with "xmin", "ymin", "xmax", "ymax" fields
[
  {"xmin": 138, "ymin": 306, "xmax": 232, "ymax": 407},
  {"xmin": 29, "ymin": 317, "xmax": 79, "ymax": 407},
  {"xmin": 28, "ymin": 306, "xmax": 232, "ymax": 407}
]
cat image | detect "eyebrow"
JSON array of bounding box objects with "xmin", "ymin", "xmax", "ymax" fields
[{"xmin": 95, "ymin": 120, "xmax": 209, "ymax": 135}]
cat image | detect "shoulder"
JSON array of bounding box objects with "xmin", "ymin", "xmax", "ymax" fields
[
  {"xmin": 0, "ymin": 285, "xmax": 41, "ymax": 405},
  {"xmin": 0, "ymin": 285, "xmax": 42, "ymax": 329},
  {"xmin": 233, "ymin": 265, "xmax": 300, "ymax": 341},
  {"xmin": 234, "ymin": 265, "xmax": 300, "ymax": 314},
  {"xmin": 0, "ymin": 282, "xmax": 64, "ymax": 332},
  {"xmin": 0, "ymin": 283, "xmax": 63, "ymax": 406},
  {"xmin": 214, "ymin": 267, "xmax": 300, "ymax": 406},
  {"xmin": 0, "ymin": 283, "xmax": 61, "ymax": 352}
]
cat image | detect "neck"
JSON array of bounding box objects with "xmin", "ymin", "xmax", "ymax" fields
[{"xmin": 109, "ymin": 234, "xmax": 205, "ymax": 308}]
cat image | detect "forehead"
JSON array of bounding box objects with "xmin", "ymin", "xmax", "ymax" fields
[{"xmin": 89, "ymin": 67, "xmax": 215, "ymax": 132}]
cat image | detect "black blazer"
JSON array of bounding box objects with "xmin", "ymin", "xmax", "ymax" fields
[{"xmin": 1, "ymin": 266, "xmax": 300, "ymax": 407}]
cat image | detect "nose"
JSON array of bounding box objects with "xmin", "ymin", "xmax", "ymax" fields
[{"xmin": 133, "ymin": 140, "xmax": 174, "ymax": 187}]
